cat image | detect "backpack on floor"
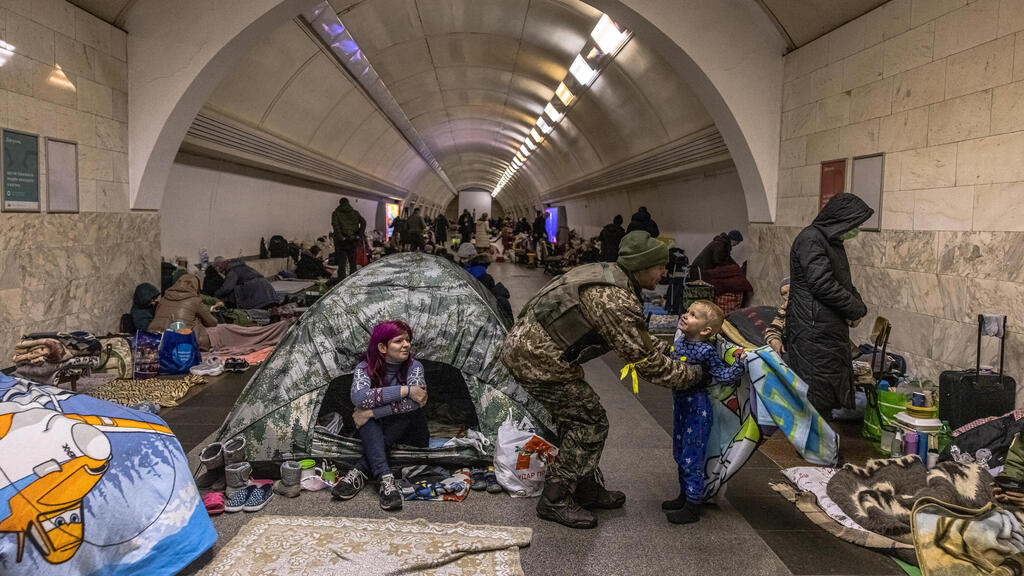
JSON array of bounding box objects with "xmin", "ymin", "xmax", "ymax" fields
[{"xmin": 268, "ymin": 235, "xmax": 289, "ymax": 258}]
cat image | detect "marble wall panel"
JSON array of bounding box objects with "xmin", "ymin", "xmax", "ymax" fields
[
  {"xmin": 931, "ymin": 317, "xmax": 977, "ymax": 368},
  {"xmin": 937, "ymin": 273, "xmax": 971, "ymax": 323},
  {"xmin": 970, "ymin": 277, "xmax": 1024, "ymax": 328},
  {"xmin": 846, "ymin": 230, "xmax": 886, "ymax": 267},
  {"xmin": 884, "ymin": 229, "xmax": 938, "ymax": 272}
]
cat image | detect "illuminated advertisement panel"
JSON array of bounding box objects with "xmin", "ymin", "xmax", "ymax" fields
[
  {"xmin": 544, "ymin": 207, "xmax": 559, "ymax": 243},
  {"xmin": 385, "ymin": 203, "xmax": 399, "ymax": 240}
]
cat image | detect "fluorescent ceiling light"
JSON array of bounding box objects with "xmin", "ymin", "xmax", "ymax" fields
[
  {"xmin": 520, "ymin": 144, "xmax": 531, "ymax": 157},
  {"xmin": 556, "ymin": 82, "xmax": 574, "ymax": 106},
  {"xmin": 537, "ymin": 117, "xmax": 553, "ymax": 134},
  {"xmin": 592, "ymin": 14, "xmax": 628, "ymax": 54},
  {"xmin": 544, "ymin": 102, "xmax": 563, "ymax": 123},
  {"xmin": 531, "ymin": 128, "xmax": 543, "ymax": 143},
  {"xmin": 525, "ymin": 138, "xmax": 537, "ymax": 151},
  {"xmin": 515, "ymin": 151, "xmax": 525, "ymax": 162},
  {"xmin": 569, "ymin": 55, "xmax": 595, "ymax": 86}
]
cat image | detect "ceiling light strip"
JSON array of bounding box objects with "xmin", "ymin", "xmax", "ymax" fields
[
  {"xmin": 302, "ymin": 2, "xmax": 457, "ymax": 198},
  {"xmin": 493, "ymin": 13, "xmax": 632, "ymax": 197}
]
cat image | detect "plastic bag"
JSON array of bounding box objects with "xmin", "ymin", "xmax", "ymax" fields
[
  {"xmin": 493, "ymin": 410, "xmax": 558, "ymax": 498},
  {"xmin": 132, "ymin": 330, "xmax": 162, "ymax": 379},
  {"xmin": 158, "ymin": 330, "xmax": 201, "ymax": 375}
]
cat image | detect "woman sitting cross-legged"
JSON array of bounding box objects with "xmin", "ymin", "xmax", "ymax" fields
[{"xmin": 332, "ymin": 320, "xmax": 428, "ymax": 511}]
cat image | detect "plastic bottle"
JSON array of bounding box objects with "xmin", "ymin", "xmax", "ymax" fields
[
  {"xmin": 891, "ymin": 430, "xmax": 903, "ymax": 457},
  {"xmin": 904, "ymin": 431, "xmax": 919, "ymax": 458}
]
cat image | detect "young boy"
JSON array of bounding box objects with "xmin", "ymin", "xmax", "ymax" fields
[{"xmin": 663, "ymin": 299, "xmax": 746, "ymax": 524}]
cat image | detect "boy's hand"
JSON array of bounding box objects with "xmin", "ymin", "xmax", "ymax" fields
[{"xmin": 736, "ymin": 350, "xmax": 747, "ymax": 360}]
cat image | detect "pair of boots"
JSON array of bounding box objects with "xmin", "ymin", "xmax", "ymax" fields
[
  {"xmin": 196, "ymin": 437, "xmax": 249, "ymax": 497},
  {"xmin": 535, "ymin": 468, "xmax": 625, "ymax": 529}
]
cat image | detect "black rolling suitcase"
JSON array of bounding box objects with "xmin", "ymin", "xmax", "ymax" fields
[{"xmin": 939, "ymin": 314, "xmax": 1017, "ymax": 430}]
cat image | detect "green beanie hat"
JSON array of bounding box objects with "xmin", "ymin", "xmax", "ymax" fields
[{"xmin": 617, "ymin": 231, "xmax": 669, "ymax": 272}]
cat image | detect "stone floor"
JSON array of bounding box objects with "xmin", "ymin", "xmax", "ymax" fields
[{"xmin": 166, "ymin": 261, "xmax": 904, "ymax": 575}]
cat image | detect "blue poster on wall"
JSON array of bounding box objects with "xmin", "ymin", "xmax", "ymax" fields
[{"xmin": 544, "ymin": 207, "xmax": 559, "ymax": 243}]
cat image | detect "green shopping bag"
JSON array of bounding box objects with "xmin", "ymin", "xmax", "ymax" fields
[{"xmin": 862, "ymin": 388, "xmax": 908, "ymax": 441}]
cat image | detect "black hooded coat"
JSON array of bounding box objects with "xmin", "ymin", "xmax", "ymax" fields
[
  {"xmin": 785, "ymin": 193, "xmax": 873, "ymax": 414},
  {"xmin": 626, "ymin": 207, "xmax": 660, "ymax": 237},
  {"xmin": 130, "ymin": 283, "xmax": 160, "ymax": 332}
]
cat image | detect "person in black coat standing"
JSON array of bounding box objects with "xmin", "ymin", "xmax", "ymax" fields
[
  {"xmin": 689, "ymin": 230, "xmax": 743, "ymax": 280},
  {"xmin": 626, "ymin": 206, "xmax": 660, "ymax": 238},
  {"xmin": 532, "ymin": 210, "xmax": 547, "ymax": 250},
  {"xmin": 434, "ymin": 213, "xmax": 449, "ymax": 246},
  {"xmin": 598, "ymin": 215, "xmax": 626, "ymax": 262},
  {"xmin": 786, "ymin": 193, "xmax": 872, "ymax": 416},
  {"xmin": 458, "ymin": 209, "xmax": 474, "ymax": 243}
]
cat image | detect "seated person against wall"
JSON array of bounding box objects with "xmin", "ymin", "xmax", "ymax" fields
[
  {"xmin": 130, "ymin": 283, "xmax": 160, "ymax": 332},
  {"xmin": 764, "ymin": 277, "xmax": 790, "ymax": 356},
  {"xmin": 150, "ymin": 274, "xmax": 223, "ymax": 350},
  {"xmin": 214, "ymin": 258, "xmax": 284, "ymax": 309},
  {"xmin": 332, "ymin": 320, "xmax": 428, "ymax": 512},
  {"xmin": 295, "ymin": 246, "xmax": 331, "ymax": 280}
]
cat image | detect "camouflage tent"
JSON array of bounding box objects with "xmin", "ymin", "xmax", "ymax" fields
[{"xmin": 216, "ymin": 253, "xmax": 555, "ymax": 464}]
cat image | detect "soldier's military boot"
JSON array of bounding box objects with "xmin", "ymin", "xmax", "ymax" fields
[
  {"xmin": 575, "ymin": 467, "xmax": 626, "ymax": 510},
  {"xmin": 536, "ymin": 480, "xmax": 597, "ymax": 529}
]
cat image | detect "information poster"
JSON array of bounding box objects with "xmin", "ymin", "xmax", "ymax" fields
[
  {"xmin": 46, "ymin": 138, "xmax": 79, "ymax": 213},
  {"xmin": 819, "ymin": 158, "xmax": 846, "ymax": 211},
  {"xmin": 2, "ymin": 129, "xmax": 40, "ymax": 212}
]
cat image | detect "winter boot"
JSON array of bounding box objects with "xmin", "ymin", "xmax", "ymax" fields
[
  {"xmin": 535, "ymin": 481, "xmax": 597, "ymax": 529},
  {"xmin": 666, "ymin": 500, "xmax": 701, "ymax": 525},
  {"xmin": 273, "ymin": 460, "xmax": 302, "ymax": 498},
  {"xmin": 225, "ymin": 461, "xmax": 252, "ymax": 499},
  {"xmin": 574, "ymin": 468, "xmax": 625, "ymax": 510},
  {"xmin": 223, "ymin": 436, "xmax": 247, "ymax": 466},
  {"xmin": 195, "ymin": 442, "xmax": 225, "ymax": 491}
]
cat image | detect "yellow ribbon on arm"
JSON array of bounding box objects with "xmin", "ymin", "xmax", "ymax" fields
[{"xmin": 620, "ymin": 353, "xmax": 658, "ymax": 396}]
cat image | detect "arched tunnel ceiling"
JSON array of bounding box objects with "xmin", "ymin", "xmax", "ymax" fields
[{"xmin": 68, "ymin": 0, "xmax": 887, "ymax": 210}]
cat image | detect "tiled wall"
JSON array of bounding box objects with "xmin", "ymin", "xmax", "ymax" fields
[
  {"xmin": 750, "ymin": 0, "xmax": 1024, "ymax": 384},
  {"xmin": 0, "ymin": 2, "xmax": 158, "ymax": 362}
]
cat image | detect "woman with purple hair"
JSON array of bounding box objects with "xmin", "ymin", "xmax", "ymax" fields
[{"xmin": 331, "ymin": 320, "xmax": 428, "ymax": 511}]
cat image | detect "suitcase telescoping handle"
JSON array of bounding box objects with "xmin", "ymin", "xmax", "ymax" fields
[{"xmin": 975, "ymin": 314, "xmax": 1007, "ymax": 385}]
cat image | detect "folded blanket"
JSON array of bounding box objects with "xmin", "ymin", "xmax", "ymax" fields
[
  {"xmin": 15, "ymin": 355, "xmax": 99, "ymax": 385},
  {"xmin": 827, "ymin": 455, "xmax": 994, "ymax": 541},
  {"xmin": 13, "ymin": 338, "xmax": 71, "ymax": 365},
  {"xmin": 87, "ymin": 375, "xmax": 207, "ymax": 407},
  {"xmin": 911, "ymin": 498, "xmax": 1024, "ymax": 575}
]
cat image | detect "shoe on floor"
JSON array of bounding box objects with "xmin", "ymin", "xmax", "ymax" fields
[
  {"xmin": 661, "ymin": 493, "xmax": 687, "ymax": 511},
  {"xmin": 203, "ymin": 492, "xmax": 224, "ymax": 516},
  {"xmin": 191, "ymin": 357, "xmax": 224, "ymax": 376},
  {"xmin": 535, "ymin": 482, "xmax": 596, "ymax": 529},
  {"xmin": 666, "ymin": 501, "xmax": 701, "ymax": 525},
  {"xmin": 224, "ymin": 358, "xmax": 250, "ymax": 373},
  {"xmin": 484, "ymin": 466, "xmax": 503, "ymax": 494},
  {"xmin": 575, "ymin": 467, "xmax": 625, "ymax": 509},
  {"xmin": 225, "ymin": 485, "xmax": 256, "ymax": 513},
  {"xmin": 331, "ymin": 467, "xmax": 367, "ymax": 500},
  {"xmin": 379, "ymin": 473, "xmax": 403, "ymax": 511},
  {"xmin": 243, "ymin": 484, "xmax": 274, "ymax": 512},
  {"xmin": 195, "ymin": 441, "xmax": 225, "ymax": 491},
  {"xmin": 469, "ymin": 468, "xmax": 487, "ymax": 491}
]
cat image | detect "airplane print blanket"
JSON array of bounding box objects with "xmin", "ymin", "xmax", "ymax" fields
[{"xmin": 0, "ymin": 373, "xmax": 215, "ymax": 576}]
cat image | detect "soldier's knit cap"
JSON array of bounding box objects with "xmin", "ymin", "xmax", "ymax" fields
[{"xmin": 617, "ymin": 231, "xmax": 669, "ymax": 272}]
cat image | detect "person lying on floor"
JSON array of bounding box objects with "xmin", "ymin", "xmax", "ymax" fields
[
  {"xmin": 214, "ymin": 258, "xmax": 283, "ymax": 309},
  {"xmin": 295, "ymin": 245, "xmax": 331, "ymax": 280},
  {"xmin": 332, "ymin": 320, "xmax": 428, "ymax": 511},
  {"xmin": 150, "ymin": 274, "xmax": 223, "ymax": 349}
]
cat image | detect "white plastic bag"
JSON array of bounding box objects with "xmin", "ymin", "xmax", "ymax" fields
[{"xmin": 493, "ymin": 410, "xmax": 558, "ymax": 497}]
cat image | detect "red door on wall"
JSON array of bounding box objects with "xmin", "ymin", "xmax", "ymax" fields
[{"xmin": 820, "ymin": 159, "xmax": 846, "ymax": 210}]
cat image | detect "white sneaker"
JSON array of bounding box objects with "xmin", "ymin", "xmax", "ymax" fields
[{"xmin": 191, "ymin": 357, "xmax": 224, "ymax": 376}]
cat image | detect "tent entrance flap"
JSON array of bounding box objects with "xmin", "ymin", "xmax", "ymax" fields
[{"xmin": 317, "ymin": 359, "xmax": 480, "ymax": 439}]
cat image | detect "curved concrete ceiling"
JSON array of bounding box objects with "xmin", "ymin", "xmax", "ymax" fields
[{"xmin": 196, "ymin": 0, "xmax": 724, "ymax": 210}]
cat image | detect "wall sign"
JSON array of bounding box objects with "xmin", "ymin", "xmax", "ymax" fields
[
  {"xmin": 46, "ymin": 138, "xmax": 79, "ymax": 213},
  {"xmin": 851, "ymin": 154, "xmax": 884, "ymax": 231},
  {"xmin": 819, "ymin": 158, "xmax": 846, "ymax": 210},
  {"xmin": 2, "ymin": 129, "xmax": 40, "ymax": 212}
]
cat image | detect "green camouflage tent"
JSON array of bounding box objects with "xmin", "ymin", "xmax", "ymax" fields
[{"xmin": 216, "ymin": 252, "xmax": 555, "ymax": 465}]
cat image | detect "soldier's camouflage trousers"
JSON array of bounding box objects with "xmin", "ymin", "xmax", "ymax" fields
[{"xmin": 517, "ymin": 377, "xmax": 609, "ymax": 486}]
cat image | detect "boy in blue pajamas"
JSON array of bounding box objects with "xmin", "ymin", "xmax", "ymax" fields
[{"xmin": 664, "ymin": 299, "xmax": 746, "ymax": 524}]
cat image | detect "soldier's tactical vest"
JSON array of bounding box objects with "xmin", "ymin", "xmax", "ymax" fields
[{"xmin": 521, "ymin": 262, "xmax": 640, "ymax": 365}]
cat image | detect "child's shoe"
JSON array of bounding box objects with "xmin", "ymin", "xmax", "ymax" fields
[{"xmin": 666, "ymin": 500, "xmax": 701, "ymax": 524}]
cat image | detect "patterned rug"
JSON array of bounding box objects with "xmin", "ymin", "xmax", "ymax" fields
[
  {"xmin": 86, "ymin": 374, "xmax": 207, "ymax": 407},
  {"xmin": 198, "ymin": 516, "xmax": 532, "ymax": 575}
]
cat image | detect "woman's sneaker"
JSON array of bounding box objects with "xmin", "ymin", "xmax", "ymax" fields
[
  {"xmin": 242, "ymin": 484, "xmax": 274, "ymax": 512},
  {"xmin": 331, "ymin": 468, "xmax": 367, "ymax": 500},
  {"xmin": 379, "ymin": 473, "xmax": 403, "ymax": 511},
  {"xmin": 191, "ymin": 357, "xmax": 224, "ymax": 376}
]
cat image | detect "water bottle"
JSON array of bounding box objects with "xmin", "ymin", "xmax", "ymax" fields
[{"xmin": 904, "ymin": 431, "xmax": 919, "ymax": 458}]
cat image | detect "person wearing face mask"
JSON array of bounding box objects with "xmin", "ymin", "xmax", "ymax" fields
[
  {"xmin": 500, "ymin": 230, "xmax": 705, "ymax": 530},
  {"xmin": 332, "ymin": 320, "xmax": 428, "ymax": 511},
  {"xmin": 787, "ymin": 193, "xmax": 872, "ymax": 417}
]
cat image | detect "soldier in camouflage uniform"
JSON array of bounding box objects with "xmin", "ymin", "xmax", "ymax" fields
[{"xmin": 500, "ymin": 230, "xmax": 704, "ymax": 529}]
